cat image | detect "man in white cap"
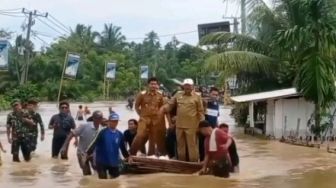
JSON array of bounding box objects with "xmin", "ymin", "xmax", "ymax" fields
[{"xmin": 161, "ymin": 78, "xmax": 204, "ymax": 162}]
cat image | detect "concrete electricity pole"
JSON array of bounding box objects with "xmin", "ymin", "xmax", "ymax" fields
[
  {"xmin": 241, "ymin": 0, "xmax": 247, "ymax": 34},
  {"xmin": 20, "ymin": 8, "xmax": 48, "ymax": 85}
]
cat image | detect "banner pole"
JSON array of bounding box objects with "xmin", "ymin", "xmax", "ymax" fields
[
  {"xmin": 57, "ymin": 52, "xmax": 68, "ymax": 107},
  {"xmin": 103, "ymin": 61, "xmax": 107, "ymax": 100},
  {"xmin": 107, "ymin": 80, "xmax": 110, "ymax": 100}
]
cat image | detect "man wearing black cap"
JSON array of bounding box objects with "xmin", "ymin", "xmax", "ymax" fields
[
  {"xmin": 26, "ymin": 99, "xmax": 45, "ymax": 153},
  {"xmin": 49, "ymin": 101, "xmax": 76, "ymax": 160},
  {"xmin": 6, "ymin": 100, "xmax": 35, "ymax": 162},
  {"xmin": 60, "ymin": 110, "xmax": 103, "ymax": 175}
]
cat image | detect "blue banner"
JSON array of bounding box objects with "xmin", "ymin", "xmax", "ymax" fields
[
  {"xmin": 140, "ymin": 65, "xmax": 149, "ymax": 79},
  {"xmin": 64, "ymin": 53, "xmax": 80, "ymax": 79},
  {"xmin": 106, "ymin": 61, "xmax": 116, "ymax": 79},
  {"xmin": 0, "ymin": 40, "xmax": 10, "ymax": 70}
]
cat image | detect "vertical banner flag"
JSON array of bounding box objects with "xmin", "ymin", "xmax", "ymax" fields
[
  {"xmin": 140, "ymin": 65, "xmax": 149, "ymax": 79},
  {"xmin": 0, "ymin": 40, "xmax": 10, "ymax": 70},
  {"xmin": 64, "ymin": 53, "xmax": 80, "ymax": 79},
  {"xmin": 106, "ymin": 61, "xmax": 117, "ymax": 80}
]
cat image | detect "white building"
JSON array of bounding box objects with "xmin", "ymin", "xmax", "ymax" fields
[{"xmin": 231, "ymin": 88, "xmax": 336, "ymax": 139}]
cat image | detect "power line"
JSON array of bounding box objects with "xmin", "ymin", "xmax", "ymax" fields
[
  {"xmin": 0, "ymin": 12, "xmax": 25, "ymax": 17},
  {"xmin": 45, "ymin": 16, "xmax": 70, "ymax": 34},
  {"xmin": 33, "ymin": 34, "xmax": 50, "ymax": 46},
  {"xmin": 35, "ymin": 17, "xmax": 67, "ymax": 36},
  {"xmin": 0, "ymin": 8, "xmax": 22, "ymax": 12},
  {"xmin": 48, "ymin": 13, "xmax": 71, "ymax": 33}
]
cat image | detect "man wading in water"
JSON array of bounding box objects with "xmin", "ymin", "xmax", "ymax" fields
[
  {"xmin": 26, "ymin": 99, "xmax": 45, "ymax": 153},
  {"xmin": 198, "ymin": 120, "xmax": 231, "ymax": 178},
  {"xmin": 7, "ymin": 100, "xmax": 36, "ymax": 162},
  {"xmin": 86, "ymin": 113, "xmax": 130, "ymax": 179},
  {"xmin": 49, "ymin": 101, "xmax": 76, "ymax": 160},
  {"xmin": 60, "ymin": 111, "xmax": 104, "ymax": 175}
]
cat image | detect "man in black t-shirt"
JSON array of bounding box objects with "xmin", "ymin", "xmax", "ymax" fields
[
  {"xmin": 123, "ymin": 119, "xmax": 146, "ymax": 154},
  {"xmin": 49, "ymin": 101, "xmax": 76, "ymax": 160}
]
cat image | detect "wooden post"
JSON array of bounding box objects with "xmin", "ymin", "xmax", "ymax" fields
[
  {"xmin": 103, "ymin": 61, "xmax": 107, "ymax": 99},
  {"xmin": 57, "ymin": 52, "xmax": 68, "ymax": 107}
]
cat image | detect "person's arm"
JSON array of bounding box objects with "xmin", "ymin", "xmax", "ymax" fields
[
  {"xmin": 48, "ymin": 115, "xmax": 55, "ymax": 129},
  {"xmin": 160, "ymin": 96, "xmax": 177, "ymax": 114},
  {"xmin": 119, "ymin": 132, "xmax": 130, "ymax": 159},
  {"xmin": 86, "ymin": 128, "xmax": 104, "ymax": 155},
  {"xmin": 0, "ymin": 141, "xmax": 6, "ymax": 153},
  {"xmin": 6, "ymin": 114, "xmax": 12, "ymax": 144},
  {"xmin": 199, "ymin": 154, "xmax": 209, "ymax": 175},
  {"xmin": 197, "ymin": 96, "xmax": 205, "ymax": 121},
  {"xmin": 36, "ymin": 113, "xmax": 45, "ymax": 141},
  {"xmin": 134, "ymin": 92, "xmax": 142, "ymax": 116}
]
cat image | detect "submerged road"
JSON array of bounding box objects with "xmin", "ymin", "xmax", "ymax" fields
[{"xmin": 0, "ymin": 102, "xmax": 336, "ymax": 188}]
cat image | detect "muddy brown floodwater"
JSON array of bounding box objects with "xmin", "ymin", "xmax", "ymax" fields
[{"xmin": 1, "ymin": 102, "xmax": 336, "ymax": 188}]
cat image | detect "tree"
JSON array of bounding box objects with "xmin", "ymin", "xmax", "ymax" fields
[
  {"xmin": 98, "ymin": 23, "xmax": 126, "ymax": 52},
  {"xmin": 201, "ymin": 0, "xmax": 336, "ymax": 136}
]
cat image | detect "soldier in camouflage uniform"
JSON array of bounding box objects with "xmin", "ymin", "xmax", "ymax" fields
[
  {"xmin": 25, "ymin": 99, "xmax": 45, "ymax": 152},
  {"xmin": 6, "ymin": 100, "xmax": 36, "ymax": 162}
]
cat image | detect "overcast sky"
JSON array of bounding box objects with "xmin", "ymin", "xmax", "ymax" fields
[{"xmin": 0, "ymin": 0, "xmax": 244, "ymax": 49}]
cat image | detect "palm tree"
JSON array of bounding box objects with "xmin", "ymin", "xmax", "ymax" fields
[
  {"xmin": 201, "ymin": 0, "xmax": 336, "ymax": 135},
  {"xmin": 99, "ymin": 23, "xmax": 126, "ymax": 52}
]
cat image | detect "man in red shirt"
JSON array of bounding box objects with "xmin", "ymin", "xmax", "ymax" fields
[{"xmin": 198, "ymin": 120, "xmax": 231, "ymax": 178}]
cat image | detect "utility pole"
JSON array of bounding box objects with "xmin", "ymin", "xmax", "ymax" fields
[
  {"xmin": 222, "ymin": 17, "xmax": 240, "ymax": 34},
  {"xmin": 20, "ymin": 8, "xmax": 48, "ymax": 85},
  {"xmin": 241, "ymin": 0, "xmax": 246, "ymax": 34}
]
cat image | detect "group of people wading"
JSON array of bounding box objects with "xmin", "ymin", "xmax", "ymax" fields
[{"xmin": 0, "ymin": 77, "xmax": 239, "ymax": 179}]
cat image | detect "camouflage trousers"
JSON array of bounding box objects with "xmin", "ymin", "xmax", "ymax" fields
[{"xmin": 11, "ymin": 137, "xmax": 32, "ymax": 162}]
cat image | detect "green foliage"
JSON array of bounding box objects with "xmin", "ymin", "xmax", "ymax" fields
[
  {"xmin": 231, "ymin": 103, "xmax": 249, "ymax": 127},
  {"xmin": 203, "ymin": 0, "xmax": 336, "ymax": 136},
  {"xmin": 4, "ymin": 83, "xmax": 39, "ymax": 103},
  {"xmin": 1, "ymin": 24, "xmax": 212, "ymax": 102}
]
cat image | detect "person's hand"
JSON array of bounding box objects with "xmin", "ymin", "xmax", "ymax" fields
[
  {"xmin": 127, "ymin": 156, "xmax": 133, "ymax": 164},
  {"xmin": 198, "ymin": 167, "xmax": 207, "ymax": 175},
  {"xmin": 60, "ymin": 146, "xmax": 66, "ymax": 155},
  {"xmin": 73, "ymin": 139, "xmax": 78, "ymax": 147},
  {"xmin": 8, "ymin": 137, "xmax": 12, "ymax": 144},
  {"xmin": 168, "ymin": 122, "xmax": 175, "ymax": 129},
  {"xmin": 40, "ymin": 134, "xmax": 45, "ymax": 141}
]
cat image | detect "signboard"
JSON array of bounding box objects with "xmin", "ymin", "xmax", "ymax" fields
[
  {"xmin": 106, "ymin": 61, "xmax": 116, "ymax": 80},
  {"xmin": 0, "ymin": 40, "xmax": 10, "ymax": 70},
  {"xmin": 64, "ymin": 53, "xmax": 80, "ymax": 79},
  {"xmin": 140, "ymin": 65, "xmax": 149, "ymax": 79},
  {"xmin": 198, "ymin": 21, "xmax": 230, "ymax": 40}
]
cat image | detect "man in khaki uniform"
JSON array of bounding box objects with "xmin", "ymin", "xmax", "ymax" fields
[
  {"xmin": 162, "ymin": 78, "xmax": 204, "ymax": 162},
  {"xmin": 130, "ymin": 77, "xmax": 166, "ymax": 156}
]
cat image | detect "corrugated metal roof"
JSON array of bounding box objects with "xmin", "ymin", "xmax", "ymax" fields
[{"xmin": 231, "ymin": 88, "xmax": 299, "ymax": 102}]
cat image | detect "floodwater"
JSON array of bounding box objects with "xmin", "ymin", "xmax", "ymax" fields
[{"xmin": 1, "ymin": 102, "xmax": 336, "ymax": 188}]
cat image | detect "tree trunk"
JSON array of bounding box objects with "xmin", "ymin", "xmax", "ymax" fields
[{"xmin": 315, "ymin": 103, "xmax": 321, "ymax": 137}]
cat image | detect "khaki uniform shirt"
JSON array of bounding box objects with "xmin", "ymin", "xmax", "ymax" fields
[
  {"xmin": 135, "ymin": 90, "xmax": 164, "ymax": 117},
  {"xmin": 167, "ymin": 91, "xmax": 205, "ymax": 129}
]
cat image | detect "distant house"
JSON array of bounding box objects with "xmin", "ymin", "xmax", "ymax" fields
[{"xmin": 230, "ymin": 88, "xmax": 336, "ymax": 139}]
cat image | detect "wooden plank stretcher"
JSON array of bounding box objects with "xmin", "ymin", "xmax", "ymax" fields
[{"xmin": 123, "ymin": 156, "xmax": 203, "ymax": 174}]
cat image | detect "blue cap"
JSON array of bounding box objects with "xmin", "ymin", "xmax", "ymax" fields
[{"xmin": 108, "ymin": 113, "xmax": 120, "ymax": 121}]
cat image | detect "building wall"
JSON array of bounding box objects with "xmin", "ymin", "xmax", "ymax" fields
[{"xmin": 270, "ymin": 98, "xmax": 314, "ymax": 139}]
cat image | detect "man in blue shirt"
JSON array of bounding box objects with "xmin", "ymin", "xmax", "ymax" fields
[
  {"xmin": 86, "ymin": 112, "xmax": 130, "ymax": 179},
  {"xmin": 199, "ymin": 87, "xmax": 220, "ymax": 161}
]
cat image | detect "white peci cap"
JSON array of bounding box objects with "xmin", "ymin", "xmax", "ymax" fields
[{"xmin": 183, "ymin": 78, "xmax": 194, "ymax": 85}]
